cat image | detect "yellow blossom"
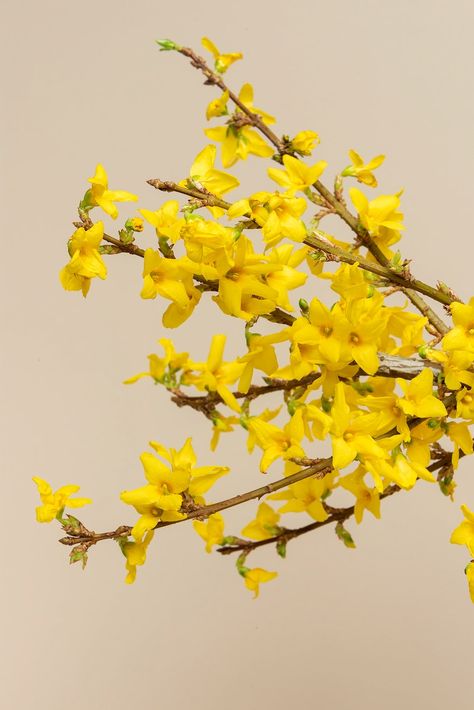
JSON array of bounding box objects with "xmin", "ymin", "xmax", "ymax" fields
[
  {"xmin": 59, "ymin": 222, "xmax": 107, "ymax": 297},
  {"xmin": 121, "ymin": 438, "xmax": 228, "ymax": 540},
  {"xmin": 237, "ymin": 83, "xmax": 276, "ymax": 125},
  {"xmin": 442, "ymin": 297, "xmax": 474, "ymax": 353},
  {"xmin": 242, "ymin": 567, "xmax": 278, "ymax": 598},
  {"xmin": 210, "ymin": 414, "xmax": 240, "ymax": 450},
  {"xmin": 86, "ymin": 164, "xmax": 138, "ymax": 219},
  {"xmin": 450, "ymin": 505, "xmax": 474, "ymax": 555},
  {"xmin": 205, "ymin": 85, "xmax": 274, "ymax": 167},
  {"xmin": 206, "ymin": 90, "xmax": 229, "ymax": 120},
  {"xmin": 339, "ymin": 467, "xmax": 381, "ymax": 523},
  {"xmin": 186, "ymin": 144, "xmax": 239, "ymax": 197},
  {"xmin": 465, "ymin": 562, "xmax": 474, "ymax": 604},
  {"xmin": 183, "ymin": 334, "xmax": 245, "ymax": 412},
  {"xmin": 247, "ymin": 408, "xmax": 305, "ymax": 472},
  {"xmin": 123, "ymin": 338, "xmax": 189, "ymax": 384},
  {"xmin": 342, "ymin": 150, "xmax": 385, "ymax": 187},
  {"xmin": 447, "ymin": 422, "xmax": 473, "ymax": 469},
  {"xmin": 229, "ymin": 191, "xmax": 307, "ymax": 248},
  {"xmin": 290, "ymin": 130, "xmax": 320, "ymax": 156},
  {"xmin": 268, "ymin": 155, "xmax": 328, "ymax": 196},
  {"xmin": 140, "ymin": 248, "xmax": 193, "ymax": 306},
  {"xmin": 33, "ymin": 476, "xmax": 91, "ymax": 523},
  {"xmin": 349, "ymin": 187, "xmax": 404, "ymax": 253},
  {"xmin": 194, "ymin": 513, "xmax": 225, "ymax": 552},
  {"xmin": 455, "ymin": 388, "xmax": 474, "ymax": 419},
  {"xmin": 140, "ymin": 200, "xmax": 184, "ymax": 243},
  {"xmin": 201, "ymin": 37, "xmax": 242, "ymax": 73},
  {"xmin": 396, "ymin": 368, "xmax": 447, "ymax": 419},
  {"xmin": 121, "ymin": 530, "xmax": 154, "ymax": 584},
  {"xmin": 238, "ymin": 338, "xmax": 278, "ymax": 395},
  {"xmin": 270, "ymin": 470, "xmax": 337, "ymax": 522},
  {"xmin": 329, "ymin": 383, "xmax": 388, "ymax": 469},
  {"xmin": 213, "ymin": 235, "xmax": 280, "ymax": 320},
  {"xmin": 241, "ymin": 503, "xmax": 281, "ymax": 540}
]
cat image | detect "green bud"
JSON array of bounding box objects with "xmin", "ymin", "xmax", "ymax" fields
[
  {"xmin": 321, "ymin": 396, "xmax": 332, "ymax": 413},
  {"xmin": 287, "ymin": 399, "xmax": 297, "ymax": 416},
  {"xmin": 155, "ymin": 39, "xmax": 180, "ymax": 51},
  {"xmin": 119, "ymin": 229, "xmax": 135, "ymax": 245},
  {"xmin": 299, "ymin": 298, "xmax": 309, "ymax": 314},
  {"xmin": 276, "ymin": 540, "xmax": 287, "ymax": 558},
  {"xmin": 427, "ymin": 418, "xmax": 439, "ymax": 429},
  {"xmin": 335, "ymin": 521, "xmax": 356, "ymax": 549},
  {"xmin": 69, "ymin": 547, "xmax": 88, "ymax": 569},
  {"xmin": 418, "ymin": 345, "xmax": 429, "ymax": 359}
]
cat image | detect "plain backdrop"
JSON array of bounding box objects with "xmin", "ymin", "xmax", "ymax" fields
[{"xmin": 2, "ymin": 1, "xmax": 474, "ymax": 709}]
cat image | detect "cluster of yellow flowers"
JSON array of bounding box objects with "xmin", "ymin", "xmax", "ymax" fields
[{"xmin": 36, "ymin": 37, "xmax": 474, "ymax": 601}]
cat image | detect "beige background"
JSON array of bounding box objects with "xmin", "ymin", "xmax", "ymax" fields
[{"xmin": 2, "ymin": 1, "xmax": 474, "ymax": 708}]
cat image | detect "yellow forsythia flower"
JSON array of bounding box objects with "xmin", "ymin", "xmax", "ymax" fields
[
  {"xmin": 465, "ymin": 562, "xmax": 474, "ymax": 604},
  {"xmin": 187, "ymin": 144, "xmax": 239, "ymax": 196},
  {"xmin": 342, "ymin": 150, "xmax": 385, "ymax": 187},
  {"xmin": 121, "ymin": 530, "xmax": 154, "ymax": 584},
  {"xmin": 33, "ymin": 476, "xmax": 91, "ymax": 523},
  {"xmin": 87, "ymin": 164, "xmax": 138, "ymax": 219},
  {"xmin": 450, "ymin": 505, "xmax": 474, "ymax": 555},
  {"xmin": 268, "ymin": 155, "xmax": 327, "ymax": 195},
  {"xmin": 442, "ymin": 296, "xmax": 474, "ymax": 353},
  {"xmin": 242, "ymin": 567, "xmax": 278, "ymax": 598},
  {"xmin": 241, "ymin": 502, "xmax": 280, "ymax": 541},
  {"xmin": 290, "ymin": 130, "xmax": 320, "ymax": 156},
  {"xmin": 349, "ymin": 187, "xmax": 404, "ymax": 251},
  {"xmin": 206, "ymin": 90, "xmax": 229, "ymax": 120},
  {"xmin": 201, "ymin": 37, "xmax": 243, "ymax": 74},
  {"xmin": 194, "ymin": 513, "xmax": 225, "ymax": 552},
  {"xmin": 59, "ymin": 221, "xmax": 107, "ymax": 297}
]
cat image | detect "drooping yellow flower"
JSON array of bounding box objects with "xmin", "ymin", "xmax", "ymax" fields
[
  {"xmin": 121, "ymin": 530, "xmax": 154, "ymax": 584},
  {"xmin": 237, "ymin": 83, "xmax": 276, "ymax": 125},
  {"xmin": 426, "ymin": 349, "xmax": 474, "ymax": 391},
  {"xmin": 342, "ymin": 150, "xmax": 385, "ymax": 187},
  {"xmin": 455, "ymin": 387, "xmax": 474, "ymax": 419},
  {"xmin": 447, "ymin": 421, "xmax": 474, "ymax": 469},
  {"xmin": 123, "ymin": 338, "xmax": 189, "ymax": 385},
  {"xmin": 228, "ymin": 191, "xmax": 307, "ymax": 248},
  {"xmin": 241, "ymin": 503, "xmax": 281, "ymax": 540},
  {"xmin": 442, "ymin": 297, "xmax": 474, "ymax": 353},
  {"xmin": 140, "ymin": 200, "xmax": 184, "ymax": 243},
  {"xmin": 242, "ymin": 567, "xmax": 278, "ymax": 598},
  {"xmin": 450, "ymin": 505, "xmax": 474, "ymax": 555},
  {"xmin": 210, "ymin": 414, "xmax": 240, "ymax": 450},
  {"xmin": 206, "ymin": 90, "xmax": 229, "ymax": 120},
  {"xmin": 349, "ymin": 187, "xmax": 404, "ymax": 252},
  {"xmin": 121, "ymin": 438, "xmax": 228, "ymax": 540},
  {"xmin": 329, "ymin": 383, "xmax": 387, "ymax": 470},
  {"xmin": 187, "ymin": 144, "xmax": 239, "ymax": 197},
  {"xmin": 183, "ymin": 334, "xmax": 245, "ymax": 412},
  {"xmin": 194, "ymin": 513, "xmax": 225, "ymax": 552},
  {"xmin": 396, "ymin": 368, "xmax": 447, "ymax": 419},
  {"xmin": 465, "ymin": 562, "xmax": 474, "ymax": 604},
  {"xmin": 238, "ymin": 336, "xmax": 278, "ymax": 394},
  {"xmin": 339, "ymin": 466, "xmax": 381, "ymax": 523},
  {"xmin": 290, "ymin": 130, "xmax": 320, "ymax": 156},
  {"xmin": 59, "ymin": 222, "xmax": 107, "ymax": 297},
  {"xmin": 140, "ymin": 249, "xmax": 193, "ymax": 306},
  {"xmin": 213, "ymin": 236, "xmax": 280, "ymax": 321},
  {"xmin": 86, "ymin": 164, "xmax": 138, "ymax": 219},
  {"xmin": 246, "ymin": 408, "xmax": 305, "ymax": 472},
  {"xmin": 270, "ymin": 469, "xmax": 337, "ymax": 522},
  {"xmin": 268, "ymin": 155, "xmax": 328, "ymax": 196},
  {"xmin": 205, "ymin": 84, "xmax": 275, "ymax": 167},
  {"xmin": 33, "ymin": 476, "xmax": 91, "ymax": 523},
  {"xmin": 201, "ymin": 37, "xmax": 243, "ymax": 74}
]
